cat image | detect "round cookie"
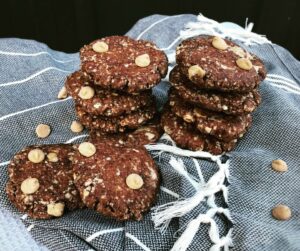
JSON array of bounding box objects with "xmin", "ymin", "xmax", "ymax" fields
[
  {"xmin": 72, "ymin": 142, "xmax": 160, "ymax": 220},
  {"xmin": 169, "ymin": 90, "xmax": 252, "ymax": 142},
  {"xmin": 176, "ymin": 36, "xmax": 267, "ymax": 93},
  {"xmin": 80, "ymin": 36, "xmax": 168, "ymax": 93},
  {"xmin": 161, "ymin": 108, "xmax": 237, "ymax": 155},
  {"xmin": 170, "ymin": 66, "xmax": 261, "ymax": 115},
  {"xmin": 89, "ymin": 118, "xmax": 163, "ymax": 147},
  {"xmin": 6, "ymin": 144, "xmax": 83, "ymax": 219},
  {"xmin": 75, "ymin": 104, "xmax": 156, "ymax": 133},
  {"xmin": 65, "ymin": 71, "xmax": 153, "ymax": 116}
]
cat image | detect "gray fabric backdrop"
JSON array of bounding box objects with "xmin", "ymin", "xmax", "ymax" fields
[{"xmin": 0, "ymin": 14, "xmax": 299, "ymax": 251}]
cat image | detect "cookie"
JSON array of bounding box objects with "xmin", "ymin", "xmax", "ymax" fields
[
  {"xmin": 176, "ymin": 36, "xmax": 266, "ymax": 93},
  {"xmin": 80, "ymin": 36, "xmax": 168, "ymax": 93},
  {"xmin": 6, "ymin": 144, "xmax": 83, "ymax": 219},
  {"xmin": 89, "ymin": 118, "xmax": 163, "ymax": 147},
  {"xmin": 170, "ymin": 66, "xmax": 261, "ymax": 115},
  {"xmin": 75, "ymin": 104, "xmax": 156, "ymax": 133},
  {"xmin": 65, "ymin": 71, "xmax": 153, "ymax": 116},
  {"xmin": 169, "ymin": 90, "xmax": 252, "ymax": 142},
  {"xmin": 72, "ymin": 142, "xmax": 160, "ymax": 220},
  {"xmin": 161, "ymin": 108, "xmax": 237, "ymax": 155}
]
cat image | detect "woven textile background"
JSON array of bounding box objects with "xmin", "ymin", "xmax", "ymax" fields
[{"xmin": 0, "ymin": 14, "xmax": 299, "ymax": 251}]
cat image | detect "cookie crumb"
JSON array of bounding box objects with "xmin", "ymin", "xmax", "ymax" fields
[
  {"xmin": 47, "ymin": 202, "xmax": 65, "ymax": 217},
  {"xmin": 35, "ymin": 124, "xmax": 51, "ymax": 138},
  {"xmin": 272, "ymin": 204, "xmax": 291, "ymax": 221}
]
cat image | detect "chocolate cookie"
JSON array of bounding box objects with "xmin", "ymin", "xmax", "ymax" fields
[
  {"xmin": 80, "ymin": 36, "xmax": 168, "ymax": 93},
  {"xmin": 72, "ymin": 142, "xmax": 160, "ymax": 220},
  {"xmin": 170, "ymin": 66, "xmax": 261, "ymax": 115},
  {"xmin": 6, "ymin": 144, "xmax": 83, "ymax": 219},
  {"xmin": 169, "ymin": 90, "xmax": 252, "ymax": 142},
  {"xmin": 161, "ymin": 108, "xmax": 237, "ymax": 155},
  {"xmin": 176, "ymin": 36, "xmax": 266, "ymax": 93},
  {"xmin": 65, "ymin": 71, "xmax": 153, "ymax": 116},
  {"xmin": 75, "ymin": 104, "xmax": 156, "ymax": 133},
  {"xmin": 89, "ymin": 118, "xmax": 163, "ymax": 147}
]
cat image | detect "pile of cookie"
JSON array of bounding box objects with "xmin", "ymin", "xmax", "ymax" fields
[
  {"xmin": 162, "ymin": 36, "xmax": 266, "ymax": 155},
  {"xmin": 65, "ymin": 35, "xmax": 168, "ymax": 135},
  {"xmin": 6, "ymin": 36, "xmax": 169, "ymax": 220}
]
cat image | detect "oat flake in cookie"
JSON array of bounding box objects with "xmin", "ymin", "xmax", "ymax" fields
[
  {"xmin": 80, "ymin": 36, "xmax": 168, "ymax": 93},
  {"xmin": 161, "ymin": 108, "xmax": 237, "ymax": 155},
  {"xmin": 75, "ymin": 103, "xmax": 156, "ymax": 133},
  {"xmin": 65, "ymin": 71, "xmax": 153, "ymax": 116},
  {"xmin": 72, "ymin": 142, "xmax": 160, "ymax": 220},
  {"xmin": 169, "ymin": 90, "xmax": 252, "ymax": 142},
  {"xmin": 170, "ymin": 66, "xmax": 261, "ymax": 115},
  {"xmin": 6, "ymin": 144, "xmax": 83, "ymax": 219},
  {"xmin": 176, "ymin": 36, "xmax": 266, "ymax": 93}
]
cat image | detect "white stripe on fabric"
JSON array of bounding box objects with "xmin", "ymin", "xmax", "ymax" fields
[
  {"xmin": 86, "ymin": 228, "xmax": 124, "ymax": 242},
  {"xmin": 0, "ymin": 67, "xmax": 72, "ymax": 87},
  {"xmin": 0, "ymin": 97, "xmax": 71, "ymax": 122},
  {"xmin": 21, "ymin": 214, "xmax": 28, "ymax": 220},
  {"xmin": 161, "ymin": 36, "xmax": 182, "ymax": 51},
  {"xmin": 126, "ymin": 233, "xmax": 151, "ymax": 251},
  {"xmin": 27, "ymin": 224, "xmax": 35, "ymax": 232},
  {"xmin": 160, "ymin": 186, "xmax": 180, "ymax": 199},
  {"xmin": 65, "ymin": 134, "xmax": 89, "ymax": 144},
  {"xmin": 268, "ymin": 82, "xmax": 300, "ymax": 96},
  {"xmin": 0, "ymin": 50, "xmax": 75, "ymax": 63},
  {"xmin": 136, "ymin": 15, "xmax": 184, "ymax": 40},
  {"xmin": 267, "ymin": 74, "xmax": 297, "ymax": 85},
  {"xmin": 265, "ymin": 77, "xmax": 300, "ymax": 92},
  {"xmin": 0, "ymin": 161, "xmax": 10, "ymax": 167}
]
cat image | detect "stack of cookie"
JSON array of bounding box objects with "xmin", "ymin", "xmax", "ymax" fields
[
  {"xmin": 65, "ymin": 36, "xmax": 168, "ymax": 135},
  {"xmin": 162, "ymin": 36, "xmax": 266, "ymax": 155}
]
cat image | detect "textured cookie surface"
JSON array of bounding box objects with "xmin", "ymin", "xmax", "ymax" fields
[
  {"xmin": 72, "ymin": 142, "xmax": 160, "ymax": 220},
  {"xmin": 170, "ymin": 66, "xmax": 261, "ymax": 115},
  {"xmin": 176, "ymin": 36, "xmax": 266, "ymax": 92},
  {"xmin": 89, "ymin": 118, "xmax": 163, "ymax": 147},
  {"xmin": 65, "ymin": 71, "xmax": 153, "ymax": 116},
  {"xmin": 169, "ymin": 90, "xmax": 252, "ymax": 142},
  {"xmin": 161, "ymin": 108, "xmax": 237, "ymax": 155},
  {"xmin": 80, "ymin": 36, "xmax": 168, "ymax": 93},
  {"xmin": 6, "ymin": 144, "xmax": 83, "ymax": 219},
  {"xmin": 75, "ymin": 103, "xmax": 156, "ymax": 133}
]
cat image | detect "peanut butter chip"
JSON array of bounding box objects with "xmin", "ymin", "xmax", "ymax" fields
[
  {"xmin": 126, "ymin": 173, "xmax": 144, "ymax": 190},
  {"xmin": 21, "ymin": 178, "xmax": 40, "ymax": 194},
  {"xmin": 70, "ymin": 121, "xmax": 84, "ymax": 133},
  {"xmin": 145, "ymin": 132, "xmax": 155, "ymax": 140},
  {"xmin": 78, "ymin": 86, "xmax": 95, "ymax": 100},
  {"xmin": 272, "ymin": 204, "xmax": 292, "ymax": 221},
  {"xmin": 78, "ymin": 142, "xmax": 96, "ymax": 157},
  {"xmin": 35, "ymin": 124, "xmax": 51, "ymax": 138},
  {"xmin": 28, "ymin": 149, "xmax": 45, "ymax": 163},
  {"xmin": 212, "ymin": 36, "xmax": 228, "ymax": 50},
  {"xmin": 188, "ymin": 65, "xmax": 206, "ymax": 79},
  {"xmin": 135, "ymin": 54, "xmax": 151, "ymax": 67},
  {"xmin": 47, "ymin": 202, "xmax": 65, "ymax": 217},
  {"xmin": 47, "ymin": 152, "xmax": 58, "ymax": 162},
  {"xmin": 236, "ymin": 58, "xmax": 253, "ymax": 70},
  {"xmin": 57, "ymin": 86, "xmax": 68, "ymax": 99},
  {"xmin": 272, "ymin": 159, "xmax": 288, "ymax": 172},
  {"xmin": 92, "ymin": 41, "xmax": 109, "ymax": 53}
]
